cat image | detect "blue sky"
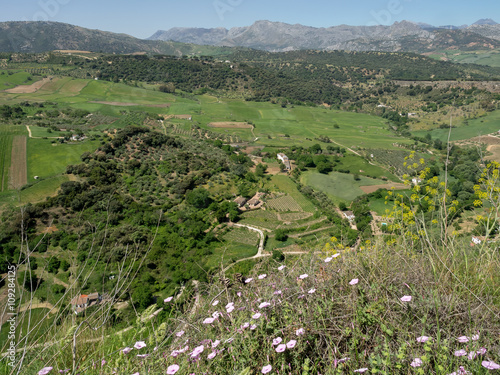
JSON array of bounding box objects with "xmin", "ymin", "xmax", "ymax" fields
[{"xmin": 1, "ymin": 0, "xmax": 499, "ymax": 39}]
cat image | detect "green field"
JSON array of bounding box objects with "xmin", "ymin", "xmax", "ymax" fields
[
  {"xmin": 27, "ymin": 138, "xmax": 99, "ymax": 182},
  {"xmin": 0, "ymin": 70, "xmax": 39, "ymax": 90},
  {"xmin": 0, "ymin": 124, "xmax": 28, "ymax": 192},
  {"xmin": 0, "ymin": 308, "xmax": 56, "ymax": 345},
  {"xmin": 412, "ymin": 110, "xmax": 500, "ymax": 142},
  {"xmin": 301, "ymin": 171, "xmax": 395, "ymax": 203},
  {"xmin": 268, "ymin": 175, "xmax": 316, "ymax": 212},
  {"xmin": 430, "ymin": 50, "xmax": 500, "ymax": 68}
]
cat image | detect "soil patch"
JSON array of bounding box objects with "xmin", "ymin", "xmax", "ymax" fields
[
  {"xmin": 91, "ymin": 101, "xmax": 171, "ymax": 108},
  {"xmin": 208, "ymin": 122, "xmax": 253, "ymax": 128},
  {"xmin": 4, "ymin": 77, "xmax": 52, "ymax": 94},
  {"xmin": 9, "ymin": 135, "xmax": 27, "ymax": 189},
  {"xmin": 487, "ymin": 145, "xmax": 500, "ymax": 162},
  {"xmin": 465, "ymin": 135, "xmax": 500, "ymax": 145},
  {"xmin": 360, "ymin": 183, "xmax": 407, "ymax": 194}
]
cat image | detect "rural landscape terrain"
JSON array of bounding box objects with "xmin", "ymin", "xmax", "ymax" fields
[{"xmin": 0, "ymin": 18, "xmax": 499, "ymax": 375}]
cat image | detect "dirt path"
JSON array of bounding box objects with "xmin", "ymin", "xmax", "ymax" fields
[
  {"xmin": 288, "ymin": 226, "xmax": 333, "ymax": 238},
  {"xmin": 4, "ymin": 77, "xmax": 52, "ymax": 94},
  {"xmin": 26, "ymin": 125, "xmax": 64, "ymax": 139},
  {"xmin": 9, "ymin": 135, "xmax": 27, "ymax": 189}
]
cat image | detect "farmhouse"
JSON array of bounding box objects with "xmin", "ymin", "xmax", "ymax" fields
[
  {"xmin": 70, "ymin": 292, "xmax": 102, "ymax": 314},
  {"xmin": 277, "ymin": 153, "xmax": 291, "ymax": 171},
  {"xmin": 234, "ymin": 196, "xmax": 247, "ymax": 208}
]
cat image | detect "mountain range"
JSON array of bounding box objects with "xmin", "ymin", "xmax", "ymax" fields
[
  {"xmin": 0, "ymin": 19, "xmax": 499, "ymax": 56},
  {"xmin": 148, "ymin": 19, "xmax": 500, "ymax": 52}
]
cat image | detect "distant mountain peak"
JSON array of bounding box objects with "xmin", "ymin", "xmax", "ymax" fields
[{"xmin": 473, "ymin": 18, "xmax": 498, "ymax": 26}]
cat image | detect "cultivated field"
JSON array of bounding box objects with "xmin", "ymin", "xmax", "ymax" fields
[
  {"xmin": 208, "ymin": 122, "xmax": 253, "ymax": 128},
  {"xmin": 0, "ymin": 125, "xmax": 27, "ymax": 192},
  {"xmin": 4, "ymin": 76, "xmax": 52, "ymax": 93},
  {"xmin": 9, "ymin": 136, "xmax": 27, "ymax": 189},
  {"xmin": 266, "ymin": 194, "xmax": 303, "ymax": 212}
]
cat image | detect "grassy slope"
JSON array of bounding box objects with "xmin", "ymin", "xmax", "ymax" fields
[{"xmin": 412, "ymin": 109, "xmax": 500, "ymax": 142}]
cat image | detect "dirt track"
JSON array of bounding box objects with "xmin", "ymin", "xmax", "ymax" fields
[
  {"xmin": 208, "ymin": 122, "xmax": 253, "ymax": 128},
  {"xmin": 360, "ymin": 183, "xmax": 406, "ymax": 194},
  {"xmin": 9, "ymin": 136, "xmax": 27, "ymax": 189}
]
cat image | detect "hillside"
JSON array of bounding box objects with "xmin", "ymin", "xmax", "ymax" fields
[{"xmin": 0, "ymin": 21, "xmax": 234, "ymax": 56}]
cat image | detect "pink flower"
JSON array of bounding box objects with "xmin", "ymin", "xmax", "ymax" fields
[
  {"xmin": 448, "ymin": 366, "xmax": 471, "ymax": 375},
  {"xmin": 203, "ymin": 317, "xmax": 215, "ymax": 324},
  {"xmin": 457, "ymin": 336, "xmax": 469, "ymax": 343},
  {"xmin": 417, "ymin": 336, "xmax": 431, "ymax": 343},
  {"xmin": 296, "ymin": 328, "xmax": 305, "ymax": 336},
  {"xmin": 38, "ymin": 367, "xmax": 53, "ymax": 375},
  {"xmin": 259, "ymin": 302, "xmax": 271, "ymax": 309},
  {"xmin": 454, "ymin": 349, "xmax": 467, "ymax": 357},
  {"xmin": 308, "ymin": 288, "xmax": 316, "ymax": 294},
  {"xmin": 275, "ymin": 344, "xmax": 286, "ymax": 353},
  {"xmin": 278, "ymin": 265, "xmax": 286, "ymax": 270},
  {"xmin": 482, "ymin": 361, "xmax": 500, "ymax": 370},
  {"xmin": 122, "ymin": 347, "xmax": 133, "ymax": 354},
  {"xmin": 286, "ymin": 340, "xmax": 297, "ymax": 349},
  {"xmin": 299, "ymin": 274, "xmax": 308, "ymax": 279},
  {"xmin": 241, "ymin": 322, "xmax": 250, "ymax": 329},
  {"xmin": 212, "ymin": 300, "xmax": 219, "ymax": 306},
  {"xmin": 252, "ymin": 313, "xmax": 262, "ymax": 319},
  {"xmin": 134, "ymin": 341, "xmax": 146, "ymax": 350},
  {"xmin": 258, "ymin": 274, "xmax": 267, "ymax": 279},
  {"xmin": 212, "ymin": 340, "xmax": 221, "ymax": 348},
  {"xmin": 176, "ymin": 330, "xmax": 185, "ymax": 337},
  {"xmin": 237, "ymin": 292, "xmax": 242, "ymax": 297},
  {"xmin": 467, "ymin": 351, "xmax": 477, "ymax": 360},
  {"xmin": 164, "ymin": 296, "xmax": 173, "ymax": 303},
  {"xmin": 274, "ymin": 290, "xmax": 282, "ymax": 295},
  {"xmin": 250, "ymin": 324, "xmax": 257, "ymax": 330},
  {"xmin": 208, "ymin": 351, "xmax": 217, "ymax": 359},
  {"xmin": 137, "ymin": 354, "xmax": 150, "ymax": 358},
  {"xmin": 262, "ymin": 364, "xmax": 272, "ymax": 374},
  {"xmin": 272, "ymin": 337, "xmax": 283, "ymax": 346},
  {"xmin": 477, "ymin": 347, "xmax": 487, "ymax": 356},
  {"xmin": 226, "ymin": 302, "xmax": 235, "ymax": 313},
  {"xmin": 171, "ymin": 350, "xmax": 180, "ymax": 357},
  {"xmin": 349, "ymin": 278, "xmax": 359, "ymax": 285},
  {"xmin": 400, "ymin": 295, "xmax": 412, "ymax": 302},
  {"xmin": 167, "ymin": 364, "xmax": 180, "ymax": 374},
  {"xmin": 471, "ymin": 333, "xmax": 480, "ymax": 341},
  {"xmin": 190, "ymin": 345, "xmax": 204, "ymax": 358},
  {"xmin": 354, "ymin": 368, "xmax": 368, "ymax": 373},
  {"xmin": 324, "ymin": 257, "xmax": 333, "ymax": 263},
  {"xmin": 410, "ymin": 358, "xmax": 423, "ymax": 367},
  {"xmin": 245, "ymin": 278, "xmax": 253, "ymax": 283}
]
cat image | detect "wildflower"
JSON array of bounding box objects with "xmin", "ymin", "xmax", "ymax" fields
[
  {"xmin": 468, "ymin": 351, "xmax": 477, "ymax": 360},
  {"xmin": 298, "ymin": 274, "xmax": 308, "ymax": 279},
  {"xmin": 101, "ymin": 360, "xmax": 106, "ymax": 366},
  {"xmin": 179, "ymin": 345, "xmax": 189, "ymax": 353},
  {"xmin": 203, "ymin": 317, "xmax": 215, "ymax": 324},
  {"xmin": 237, "ymin": 292, "xmax": 242, "ymax": 297},
  {"xmin": 410, "ymin": 358, "xmax": 423, "ymax": 367},
  {"xmin": 262, "ymin": 364, "xmax": 272, "ymax": 374},
  {"xmin": 276, "ymin": 344, "xmax": 286, "ymax": 353},
  {"xmin": 225, "ymin": 337, "xmax": 234, "ymax": 344},
  {"xmin": 137, "ymin": 354, "xmax": 150, "ymax": 358},
  {"xmin": 333, "ymin": 253, "xmax": 340, "ymax": 258},
  {"xmin": 272, "ymin": 337, "xmax": 283, "ymax": 346},
  {"xmin": 308, "ymin": 288, "xmax": 316, "ymax": 294},
  {"xmin": 171, "ymin": 350, "xmax": 180, "ymax": 357},
  {"xmin": 226, "ymin": 305, "xmax": 235, "ymax": 313},
  {"xmin": 417, "ymin": 336, "xmax": 431, "ymax": 343},
  {"xmin": 212, "ymin": 340, "xmax": 220, "ymax": 348},
  {"xmin": 258, "ymin": 274, "xmax": 267, "ymax": 279},
  {"xmin": 176, "ymin": 330, "xmax": 185, "ymax": 337},
  {"xmin": 212, "ymin": 311, "xmax": 221, "ymax": 318},
  {"xmin": 482, "ymin": 361, "xmax": 500, "ymax": 370},
  {"xmin": 454, "ymin": 349, "xmax": 467, "ymax": 357},
  {"xmin": 134, "ymin": 341, "xmax": 146, "ymax": 350},
  {"xmin": 241, "ymin": 322, "xmax": 250, "ymax": 329},
  {"xmin": 208, "ymin": 351, "xmax": 217, "ymax": 359},
  {"xmin": 278, "ymin": 265, "xmax": 286, "ymax": 270},
  {"xmin": 122, "ymin": 347, "xmax": 133, "ymax": 354},
  {"xmin": 190, "ymin": 345, "xmax": 204, "ymax": 358},
  {"xmin": 400, "ymin": 295, "xmax": 412, "ymax": 302},
  {"xmin": 324, "ymin": 257, "xmax": 333, "ymax": 263},
  {"xmin": 164, "ymin": 296, "xmax": 173, "ymax": 303},
  {"xmin": 250, "ymin": 324, "xmax": 257, "ymax": 330},
  {"xmin": 274, "ymin": 290, "xmax": 282, "ymax": 295},
  {"xmin": 58, "ymin": 371, "xmax": 69, "ymax": 374},
  {"xmin": 471, "ymin": 333, "xmax": 480, "ymax": 341},
  {"xmin": 38, "ymin": 367, "xmax": 53, "ymax": 375},
  {"xmin": 477, "ymin": 347, "xmax": 487, "ymax": 355},
  {"xmin": 252, "ymin": 313, "xmax": 262, "ymax": 319},
  {"xmin": 457, "ymin": 336, "xmax": 470, "ymax": 343},
  {"xmin": 212, "ymin": 300, "xmax": 219, "ymax": 306},
  {"xmin": 245, "ymin": 278, "xmax": 253, "ymax": 283},
  {"xmin": 286, "ymin": 340, "xmax": 297, "ymax": 349},
  {"xmin": 259, "ymin": 302, "xmax": 271, "ymax": 309},
  {"xmin": 167, "ymin": 364, "xmax": 180, "ymax": 374},
  {"xmin": 296, "ymin": 328, "xmax": 305, "ymax": 336},
  {"xmin": 349, "ymin": 278, "xmax": 359, "ymax": 285},
  {"xmin": 354, "ymin": 368, "xmax": 368, "ymax": 373}
]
